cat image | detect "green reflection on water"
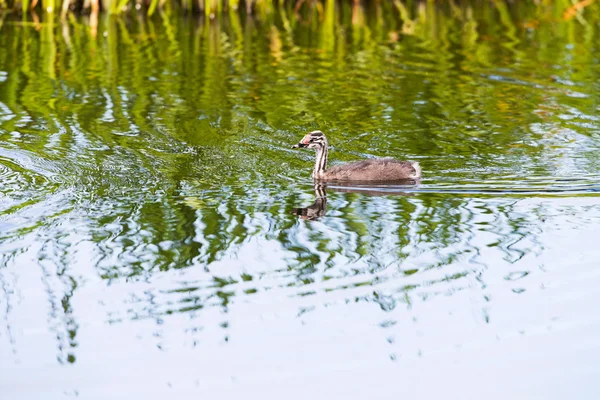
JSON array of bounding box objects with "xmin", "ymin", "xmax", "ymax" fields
[{"xmin": 0, "ymin": 2, "xmax": 599, "ymax": 366}]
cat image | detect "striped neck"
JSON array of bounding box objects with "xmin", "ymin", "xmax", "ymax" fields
[{"xmin": 312, "ymin": 143, "xmax": 328, "ymax": 179}]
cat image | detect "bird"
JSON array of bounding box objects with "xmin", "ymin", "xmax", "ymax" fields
[{"xmin": 292, "ymin": 130, "xmax": 421, "ymax": 182}]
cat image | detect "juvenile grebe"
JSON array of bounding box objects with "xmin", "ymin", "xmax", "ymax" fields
[{"xmin": 292, "ymin": 130, "xmax": 421, "ymax": 181}]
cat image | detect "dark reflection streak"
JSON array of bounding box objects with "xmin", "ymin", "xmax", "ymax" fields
[
  {"xmin": 223, "ymin": 189, "xmax": 250, "ymax": 251},
  {"xmin": 494, "ymin": 201, "xmax": 544, "ymax": 264},
  {"xmin": 0, "ymin": 265, "xmax": 17, "ymax": 356},
  {"xmin": 92, "ymin": 205, "xmax": 126, "ymax": 281},
  {"xmin": 197, "ymin": 195, "xmax": 228, "ymax": 266},
  {"xmin": 458, "ymin": 199, "xmax": 491, "ymax": 322},
  {"xmin": 390, "ymin": 193, "xmax": 416, "ymax": 267},
  {"xmin": 53, "ymin": 231, "xmax": 80, "ymax": 364},
  {"xmin": 37, "ymin": 233, "xmax": 79, "ymax": 364},
  {"xmin": 152, "ymin": 170, "xmax": 204, "ymax": 271},
  {"xmin": 336, "ymin": 192, "xmax": 370, "ymax": 263},
  {"xmin": 461, "ymin": 200, "xmax": 487, "ymax": 272},
  {"xmin": 416, "ymin": 194, "xmax": 462, "ymax": 254},
  {"xmin": 171, "ymin": 199, "xmax": 202, "ymax": 269}
]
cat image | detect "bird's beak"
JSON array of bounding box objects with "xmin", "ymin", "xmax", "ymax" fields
[{"xmin": 292, "ymin": 143, "xmax": 307, "ymax": 149}]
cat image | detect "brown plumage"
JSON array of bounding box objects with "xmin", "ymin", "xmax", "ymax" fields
[{"xmin": 292, "ymin": 130, "xmax": 421, "ymax": 182}]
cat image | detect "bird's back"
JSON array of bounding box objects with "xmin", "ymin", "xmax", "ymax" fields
[{"xmin": 322, "ymin": 158, "xmax": 420, "ymax": 181}]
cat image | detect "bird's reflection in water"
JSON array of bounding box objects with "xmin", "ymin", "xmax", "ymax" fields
[
  {"xmin": 291, "ymin": 184, "xmax": 328, "ymax": 221},
  {"xmin": 291, "ymin": 180, "xmax": 418, "ymax": 220}
]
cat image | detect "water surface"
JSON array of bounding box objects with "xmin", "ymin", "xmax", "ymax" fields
[{"xmin": 1, "ymin": 3, "xmax": 600, "ymax": 399}]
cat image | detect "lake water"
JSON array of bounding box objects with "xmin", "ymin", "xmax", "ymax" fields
[{"xmin": 1, "ymin": 2, "xmax": 600, "ymax": 399}]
